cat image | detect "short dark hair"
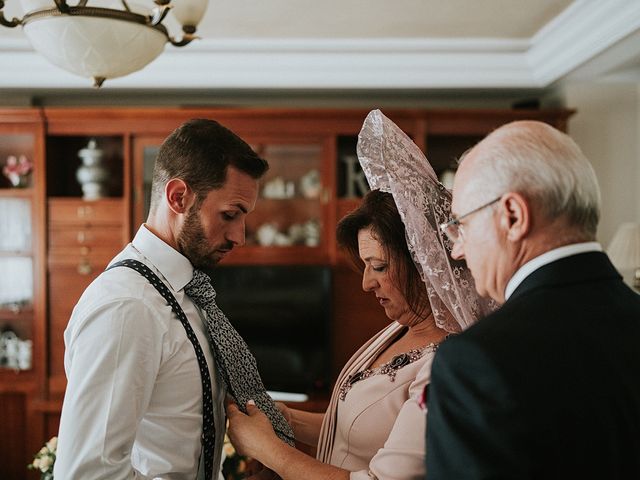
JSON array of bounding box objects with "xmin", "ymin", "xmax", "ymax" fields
[
  {"xmin": 150, "ymin": 118, "xmax": 268, "ymax": 211},
  {"xmin": 336, "ymin": 190, "xmax": 427, "ymax": 317}
]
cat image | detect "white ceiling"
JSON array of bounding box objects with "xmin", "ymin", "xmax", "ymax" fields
[
  {"xmin": 0, "ymin": 0, "xmax": 639, "ymax": 90},
  {"xmin": 177, "ymin": 0, "xmax": 571, "ymax": 39}
]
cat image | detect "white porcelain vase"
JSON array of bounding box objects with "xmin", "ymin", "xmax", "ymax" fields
[{"xmin": 76, "ymin": 139, "xmax": 109, "ymax": 200}]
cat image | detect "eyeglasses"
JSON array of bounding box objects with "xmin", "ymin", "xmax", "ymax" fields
[{"xmin": 440, "ymin": 196, "xmax": 502, "ymax": 244}]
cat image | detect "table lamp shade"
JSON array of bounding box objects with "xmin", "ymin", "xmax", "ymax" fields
[{"xmin": 607, "ymin": 222, "xmax": 640, "ymax": 291}]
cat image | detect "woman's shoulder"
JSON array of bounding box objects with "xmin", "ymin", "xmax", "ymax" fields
[{"xmin": 409, "ymin": 346, "xmax": 437, "ymax": 391}]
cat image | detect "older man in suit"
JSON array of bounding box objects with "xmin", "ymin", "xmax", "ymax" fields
[{"xmin": 425, "ymin": 120, "xmax": 640, "ymax": 479}]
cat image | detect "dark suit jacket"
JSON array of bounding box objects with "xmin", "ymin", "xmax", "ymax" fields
[{"xmin": 425, "ymin": 251, "xmax": 640, "ymax": 479}]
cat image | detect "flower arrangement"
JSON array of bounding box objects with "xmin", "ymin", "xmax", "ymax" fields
[
  {"xmin": 2, "ymin": 154, "xmax": 33, "ymax": 188},
  {"xmin": 222, "ymin": 433, "xmax": 247, "ymax": 480},
  {"xmin": 26, "ymin": 434, "xmax": 245, "ymax": 479},
  {"xmin": 27, "ymin": 436, "xmax": 57, "ymax": 480}
]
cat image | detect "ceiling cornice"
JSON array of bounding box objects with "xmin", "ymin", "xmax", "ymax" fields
[
  {"xmin": 0, "ymin": 0, "xmax": 638, "ymax": 90},
  {"xmin": 528, "ymin": 0, "xmax": 640, "ymax": 85}
]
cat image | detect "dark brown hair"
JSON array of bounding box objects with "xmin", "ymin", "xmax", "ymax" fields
[
  {"xmin": 149, "ymin": 118, "xmax": 269, "ymax": 211},
  {"xmin": 336, "ymin": 190, "xmax": 428, "ymax": 317}
]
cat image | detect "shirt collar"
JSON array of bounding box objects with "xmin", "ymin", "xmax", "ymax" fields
[
  {"xmin": 504, "ymin": 241, "xmax": 603, "ymax": 301},
  {"xmin": 131, "ymin": 224, "xmax": 194, "ymax": 292}
]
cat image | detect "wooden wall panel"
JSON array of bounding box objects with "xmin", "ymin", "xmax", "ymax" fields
[{"xmin": 0, "ymin": 393, "xmax": 28, "ymax": 480}]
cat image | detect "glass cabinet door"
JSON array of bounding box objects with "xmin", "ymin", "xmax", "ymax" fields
[
  {"xmin": 249, "ymin": 143, "xmax": 324, "ymax": 250},
  {"xmin": 0, "ymin": 132, "xmax": 36, "ymax": 371},
  {"xmin": 133, "ymin": 137, "xmax": 163, "ymax": 229}
]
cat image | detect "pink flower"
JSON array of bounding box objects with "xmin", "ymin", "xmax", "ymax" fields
[{"xmin": 3, "ymin": 155, "xmax": 33, "ymax": 177}]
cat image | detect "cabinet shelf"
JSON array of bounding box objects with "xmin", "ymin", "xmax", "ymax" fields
[
  {"xmin": 0, "ymin": 305, "xmax": 34, "ymax": 320},
  {"xmin": 0, "ymin": 368, "xmax": 36, "ymax": 391},
  {"xmin": 0, "ymin": 188, "xmax": 34, "ymax": 197},
  {"xmin": 222, "ymin": 245, "xmax": 328, "ymax": 265},
  {"xmin": 0, "ymin": 250, "xmax": 32, "ymax": 257},
  {"xmin": 0, "ymin": 366, "xmax": 33, "ymax": 376},
  {"xmin": 0, "ymin": 366, "xmax": 33, "ymax": 374},
  {"xmin": 258, "ymin": 196, "xmax": 321, "ymax": 202}
]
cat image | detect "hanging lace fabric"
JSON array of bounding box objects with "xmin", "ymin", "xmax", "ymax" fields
[{"xmin": 357, "ymin": 109, "xmax": 498, "ymax": 332}]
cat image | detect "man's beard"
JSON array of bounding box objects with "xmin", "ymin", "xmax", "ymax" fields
[{"xmin": 177, "ymin": 207, "xmax": 233, "ymax": 270}]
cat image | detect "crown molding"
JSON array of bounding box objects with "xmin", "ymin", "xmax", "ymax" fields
[
  {"xmin": 132, "ymin": 38, "xmax": 533, "ymax": 89},
  {"xmin": 0, "ymin": 1, "xmax": 639, "ymax": 90},
  {"xmin": 528, "ymin": 0, "xmax": 640, "ymax": 85},
  {"xmin": 0, "ymin": 36, "xmax": 534, "ymax": 89}
]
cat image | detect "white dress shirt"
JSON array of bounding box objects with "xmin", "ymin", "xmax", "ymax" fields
[
  {"xmin": 54, "ymin": 225, "xmax": 226, "ymax": 480},
  {"xmin": 504, "ymin": 241, "xmax": 603, "ymax": 300}
]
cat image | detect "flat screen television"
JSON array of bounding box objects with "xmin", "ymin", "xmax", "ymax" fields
[{"xmin": 210, "ymin": 265, "xmax": 332, "ymax": 396}]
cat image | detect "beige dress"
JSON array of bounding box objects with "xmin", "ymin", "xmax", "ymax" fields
[{"xmin": 317, "ymin": 322, "xmax": 437, "ymax": 480}]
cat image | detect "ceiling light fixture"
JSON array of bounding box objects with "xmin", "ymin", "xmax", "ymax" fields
[{"xmin": 0, "ymin": 0, "xmax": 208, "ymax": 87}]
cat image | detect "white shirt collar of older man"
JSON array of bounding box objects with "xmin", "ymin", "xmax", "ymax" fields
[
  {"xmin": 132, "ymin": 224, "xmax": 194, "ymax": 292},
  {"xmin": 504, "ymin": 242, "xmax": 603, "ymax": 300}
]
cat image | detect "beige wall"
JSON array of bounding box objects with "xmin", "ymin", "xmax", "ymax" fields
[{"xmin": 562, "ymin": 82, "xmax": 640, "ymax": 247}]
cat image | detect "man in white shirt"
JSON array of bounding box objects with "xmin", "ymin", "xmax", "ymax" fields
[
  {"xmin": 54, "ymin": 119, "xmax": 269, "ymax": 479},
  {"xmin": 426, "ymin": 120, "xmax": 640, "ymax": 479}
]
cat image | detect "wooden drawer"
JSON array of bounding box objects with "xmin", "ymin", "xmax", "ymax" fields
[
  {"xmin": 48, "ymin": 226, "xmax": 124, "ymax": 249},
  {"xmin": 48, "ymin": 198, "xmax": 124, "ymax": 226},
  {"xmin": 48, "ymin": 265, "xmax": 102, "ymax": 378},
  {"xmin": 48, "ymin": 248, "xmax": 118, "ymax": 274}
]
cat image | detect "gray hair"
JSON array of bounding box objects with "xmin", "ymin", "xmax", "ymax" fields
[{"xmin": 461, "ymin": 121, "xmax": 601, "ymax": 239}]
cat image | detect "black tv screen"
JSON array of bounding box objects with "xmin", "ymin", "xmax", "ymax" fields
[{"xmin": 209, "ymin": 265, "xmax": 331, "ymax": 395}]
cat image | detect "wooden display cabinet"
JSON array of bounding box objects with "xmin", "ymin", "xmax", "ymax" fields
[
  {"xmin": 240, "ymin": 139, "xmax": 330, "ymax": 264},
  {"xmin": 0, "ymin": 109, "xmax": 46, "ymax": 480},
  {"xmin": 44, "ymin": 125, "xmax": 132, "ymax": 398},
  {"xmin": 0, "ymin": 106, "xmax": 574, "ymax": 480},
  {"xmin": 47, "ymin": 197, "xmax": 127, "ymax": 394}
]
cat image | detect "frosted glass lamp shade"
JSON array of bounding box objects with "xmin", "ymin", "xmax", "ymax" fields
[
  {"xmin": 171, "ymin": 0, "xmax": 208, "ymax": 27},
  {"xmin": 2, "ymin": 0, "xmax": 207, "ymax": 85},
  {"xmin": 23, "ymin": 15, "xmax": 167, "ymax": 83}
]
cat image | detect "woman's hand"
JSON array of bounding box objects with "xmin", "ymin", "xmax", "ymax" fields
[
  {"xmin": 227, "ymin": 400, "xmax": 348, "ymax": 480},
  {"xmin": 226, "ymin": 400, "xmax": 280, "ymax": 460}
]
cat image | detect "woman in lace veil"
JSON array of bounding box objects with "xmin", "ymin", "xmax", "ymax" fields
[
  {"xmin": 357, "ymin": 109, "xmax": 496, "ymax": 331},
  {"xmin": 227, "ymin": 110, "xmax": 495, "ymax": 480}
]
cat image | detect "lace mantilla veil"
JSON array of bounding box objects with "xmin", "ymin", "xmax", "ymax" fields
[{"xmin": 357, "ymin": 110, "xmax": 497, "ymax": 332}]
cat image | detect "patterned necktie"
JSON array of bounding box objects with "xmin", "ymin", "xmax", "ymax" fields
[{"xmin": 185, "ymin": 269, "xmax": 295, "ymax": 446}]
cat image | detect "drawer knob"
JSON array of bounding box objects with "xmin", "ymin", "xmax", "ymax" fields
[
  {"xmin": 76, "ymin": 206, "xmax": 94, "ymax": 218},
  {"xmin": 77, "ymin": 260, "xmax": 92, "ymax": 275}
]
